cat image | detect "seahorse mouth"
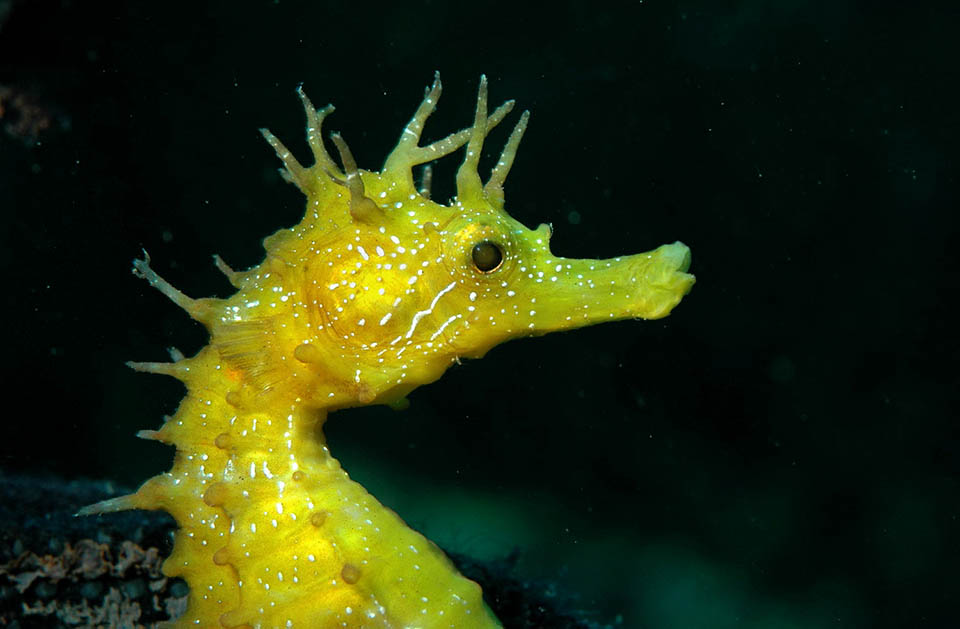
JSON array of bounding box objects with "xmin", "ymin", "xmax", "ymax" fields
[
  {"xmin": 661, "ymin": 240, "xmax": 693, "ymax": 274},
  {"xmin": 622, "ymin": 240, "xmax": 695, "ymax": 320}
]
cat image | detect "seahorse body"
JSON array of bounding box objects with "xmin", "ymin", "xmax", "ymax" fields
[{"xmin": 81, "ymin": 74, "xmax": 695, "ymax": 628}]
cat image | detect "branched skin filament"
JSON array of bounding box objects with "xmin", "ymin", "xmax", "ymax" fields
[{"xmin": 81, "ymin": 73, "xmax": 695, "ymax": 628}]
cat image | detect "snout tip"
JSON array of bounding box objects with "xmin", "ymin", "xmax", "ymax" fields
[{"xmin": 660, "ymin": 241, "xmax": 692, "ymax": 273}]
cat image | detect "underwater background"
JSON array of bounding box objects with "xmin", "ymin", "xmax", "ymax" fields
[{"xmin": 1, "ymin": 0, "xmax": 956, "ymax": 627}]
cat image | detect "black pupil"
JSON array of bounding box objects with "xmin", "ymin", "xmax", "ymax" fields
[{"xmin": 472, "ymin": 241, "xmax": 503, "ymax": 272}]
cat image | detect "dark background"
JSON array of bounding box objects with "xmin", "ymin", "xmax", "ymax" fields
[{"xmin": 2, "ymin": 1, "xmax": 957, "ymax": 627}]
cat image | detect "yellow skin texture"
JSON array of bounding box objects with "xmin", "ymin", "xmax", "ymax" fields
[{"xmin": 81, "ymin": 75, "xmax": 694, "ymax": 628}]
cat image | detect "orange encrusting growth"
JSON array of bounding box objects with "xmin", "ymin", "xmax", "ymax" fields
[{"xmin": 80, "ymin": 73, "xmax": 694, "ymax": 628}]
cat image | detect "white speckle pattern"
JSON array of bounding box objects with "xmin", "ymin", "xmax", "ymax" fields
[{"xmin": 123, "ymin": 74, "xmax": 693, "ymax": 629}]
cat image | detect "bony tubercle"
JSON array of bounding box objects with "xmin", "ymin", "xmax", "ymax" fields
[{"xmin": 80, "ymin": 73, "xmax": 694, "ymax": 628}]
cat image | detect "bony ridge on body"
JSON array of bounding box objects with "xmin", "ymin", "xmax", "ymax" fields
[{"xmin": 79, "ymin": 72, "xmax": 694, "ymax": 628}]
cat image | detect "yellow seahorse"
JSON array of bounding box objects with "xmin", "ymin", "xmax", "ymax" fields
[{"xmin": 80, "ymin": 74, "xmax": 694, "ymax": 628}]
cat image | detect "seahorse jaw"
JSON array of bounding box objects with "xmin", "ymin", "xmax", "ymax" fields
[
  {"xmin": 633, "ymin": 240, "xmax": 694, "ymax": 312},
  {"xmin": 627, "ymin": 240, "xmax": 695, "ymax": 319}
]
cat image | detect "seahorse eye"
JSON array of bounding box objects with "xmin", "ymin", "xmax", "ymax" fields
[{"xmin": 471, "ymin": 240, "xmax": 504, "ymax": 273}]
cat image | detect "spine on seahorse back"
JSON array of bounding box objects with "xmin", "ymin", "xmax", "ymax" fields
[
  {"xmin": 129, "ymin": 345, "xmax": 491, "ymax": 627},
  {"xmin": 82, "ymin": 73, "xmax": 694, "ymax": 629}
]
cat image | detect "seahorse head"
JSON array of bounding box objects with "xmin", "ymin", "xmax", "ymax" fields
[{"xmin": 258, "ymin": 74, "xmax": 694, "ymax": 408}]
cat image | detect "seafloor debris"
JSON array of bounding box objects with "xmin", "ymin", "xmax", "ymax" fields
[
  {"xmin": 0, "ymin": 475, "xmax": 186, "ymax": 628},
  {"xmin": 0, "ymin": 83, "xmax": 56, "ymax": 144},
  {"xmin": 4, "ymin": 539, "xmax": 186, "ymax": 627}
]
